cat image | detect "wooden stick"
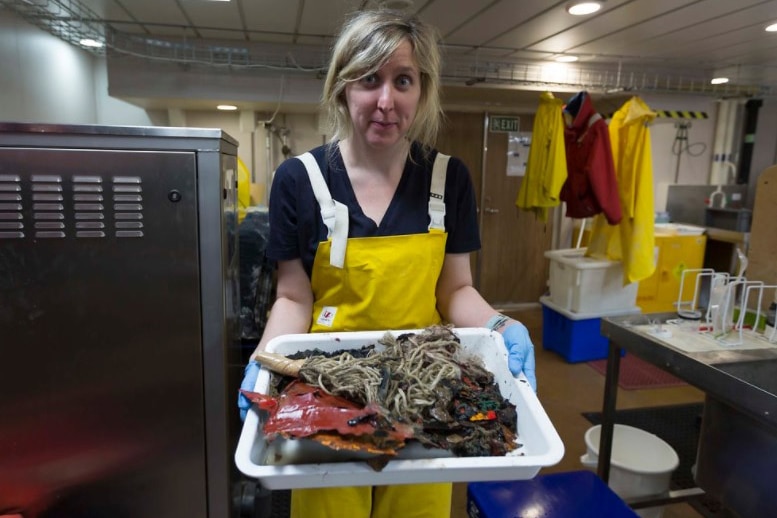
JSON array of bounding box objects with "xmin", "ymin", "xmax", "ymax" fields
[{"xmin": 252, "ymin": 351, "xmax": 305, "ymax": 378}]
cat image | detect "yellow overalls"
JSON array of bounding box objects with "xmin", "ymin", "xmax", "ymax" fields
[{"xmin": 290, "ymin": 151, "xmax": 453, "ymax": 518}]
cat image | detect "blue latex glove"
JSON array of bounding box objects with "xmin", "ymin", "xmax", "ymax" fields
[
  {"xmin": 238, "ymin": 360, "xmax": 261, "ymax": 421},
  {"xmin": 502, "ymin": 322, "xmax": 537, "ymax": 392}
]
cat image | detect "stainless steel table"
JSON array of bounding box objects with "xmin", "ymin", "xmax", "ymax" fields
[{"xmin": 597, "ymin": 314, "xmax": 777, "ymax": 515}]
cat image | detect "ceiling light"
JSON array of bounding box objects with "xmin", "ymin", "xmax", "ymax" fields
[
  {"xmin": 217, "ymin": 104, "xmax": 238, "ymax": 111},
  {"xmin": 710, "ymin": 77, "xmax": 729, "ymax": 85},
  {"xmin": 766, "ymin": 22, "xmax": 777, "ymax": 32},
  {"xmin": 566, "ymin": 2, "xmax": 602, "ymax": 16},
  {"xmin": 555, "ymin": 55, "xmax": 579, "ymax": 63},
  {"xmin": 79, "ymin": 38, "xmax": 104, "ymax": 48}
]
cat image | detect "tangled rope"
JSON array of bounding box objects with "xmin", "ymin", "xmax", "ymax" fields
[{"xmin": 298, "ymin": 326, "xmax": 465, "ymax": 422}]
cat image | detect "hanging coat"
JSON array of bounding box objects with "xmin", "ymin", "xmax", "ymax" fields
[
  {"xmin": 515, "ymin": 92, "xmax": 567, "ymax": 221},
  {"xmin": 587, "ymin": 96, "xmax": 657, "ymax": 285},
  {"xmin": 560, "ymin": 91, "xmax": 622, "ymax": 224}
]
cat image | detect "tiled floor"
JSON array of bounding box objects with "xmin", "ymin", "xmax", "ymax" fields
[{"xmin": 449, "ymin": 307, "xmax": 707, "ymax": 518}]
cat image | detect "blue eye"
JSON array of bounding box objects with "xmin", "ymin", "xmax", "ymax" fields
[
  {"xmin": 360, "ymin": 74, "xmax": 379, "ymax": 86},
  {"xmin": 397, "ymin": 76, "xmax": 413, "ymax": 88}
]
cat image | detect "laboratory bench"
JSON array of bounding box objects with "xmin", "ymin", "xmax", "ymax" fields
[{"xmin": 596, "ymin": 313, "xmax": 777, "ymax": 516}]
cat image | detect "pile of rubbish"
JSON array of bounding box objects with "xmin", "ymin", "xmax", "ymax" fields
[{"xmin": 240, "ymin": 325, "xmax": 520, "ymax": 469}]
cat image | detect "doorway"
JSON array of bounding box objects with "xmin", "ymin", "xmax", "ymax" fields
[{"xmin": 437, "ymin": 112, "xmax": 552, "ymax": 307}]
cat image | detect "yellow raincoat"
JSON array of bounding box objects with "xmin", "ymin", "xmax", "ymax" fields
[
  {"xmin": 587, "ymin": 96, "xmax": 657, "ymax": 284},
  {"xmin": 515, "ymin": 92, "xmax": 567, "ymax": 221}
]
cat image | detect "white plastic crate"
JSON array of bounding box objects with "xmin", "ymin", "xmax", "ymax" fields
[
  {"xmin": 234, "ymin": 328, "xmax": 564, "ymax": 489},
  {"xmin": 545, "ymin": 247, "xmax": 638, "ymax": 315}
]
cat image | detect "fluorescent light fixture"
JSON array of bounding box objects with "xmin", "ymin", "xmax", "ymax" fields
[
  {"xmin": 555, "ymin": 55, "xmax": 579, "ymax": 63},
  {"xmin": 710, "ymin": 77, "xmax": 729, "ymax": 85},
  {"xmin": 566, "ymin": 2, "xmax": 602, "ymax": 15},
  {"xmin": 217, "ymin": 104, "xmax": 238, "ymax": 111},
  {"xmin": 79, "ymin": 38, "xmax": 104, "ymax": 48},
  {"xmin": 540, "ymin": 63, "xmax": 569, "ymax": 84},
  {"xmin": 766, "ymin": 22, "xmax": 777, "ymax": 32}
]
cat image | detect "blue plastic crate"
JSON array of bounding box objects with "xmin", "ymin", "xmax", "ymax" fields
[
  {"xmin": 541, "ymin": 296, "xmax": 636, "ymax": 363},
  {"xmin": 467, "ymin": 470, "xmax": 639, "ymax": 518}
]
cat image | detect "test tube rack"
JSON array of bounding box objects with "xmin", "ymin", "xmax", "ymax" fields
[{"xmin": 676, "ymin": 268, "xmax": 777, "ymax": 346}]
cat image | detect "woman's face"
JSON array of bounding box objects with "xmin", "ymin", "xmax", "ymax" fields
[{"xmin": 344, "ymin": 39, "xmax": 421, "ymax": 150}]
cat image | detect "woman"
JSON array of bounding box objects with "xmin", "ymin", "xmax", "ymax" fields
[{"xmin": 239, "ymin": 9, "xmax": 537, "ymax": 518}]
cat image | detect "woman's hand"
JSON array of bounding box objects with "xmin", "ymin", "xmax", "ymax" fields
[
  {"xmin": 502, "ymin": 322, "xmax": 537, "ymax": 392},
  {"xmin": 238, "ymin": 360, "xmax": 261, "ymax": 421},
  {"xmin": 238, "ymin": 258, "xmax": 314, "ymax": 421}
]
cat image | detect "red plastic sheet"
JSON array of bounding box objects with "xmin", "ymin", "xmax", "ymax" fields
[{"xmin": 241, "ymin": 381, "xmax": 414, "ymax": 455}]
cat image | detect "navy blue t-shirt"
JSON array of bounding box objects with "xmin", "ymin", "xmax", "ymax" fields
[{"xmin": 266, "ymin": 142, "xmax": 481, "ymax": 278}]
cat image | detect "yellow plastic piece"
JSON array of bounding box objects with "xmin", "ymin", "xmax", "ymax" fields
[
  {"xmin": 637, "ymin": 234, "xmax": 707, "ymax": 313},
  {"xmin": 237, "ymin": 157, "xmax": 251, "ymax": 223}
]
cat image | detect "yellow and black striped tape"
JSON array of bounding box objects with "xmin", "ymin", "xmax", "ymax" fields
[
  {"xmin": 655, "ymin": 110, "xmax": 708, "ymax": 119},
  {"xmin": 603, "ymin": 109, "xmax": 708, "ymax": 119}
]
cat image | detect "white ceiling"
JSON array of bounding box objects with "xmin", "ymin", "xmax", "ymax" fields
[{"xmin": 6, "ymin": 0, "xmax": 777, "ymax": 106}]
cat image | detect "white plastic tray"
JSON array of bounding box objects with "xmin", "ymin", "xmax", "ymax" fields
[{"xmin": 234, "ymin": 328, "xmax": 564, "ymax": 489}]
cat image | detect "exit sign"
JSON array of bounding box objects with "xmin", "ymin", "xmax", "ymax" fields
[{"xmin": 489, "ymin": 116, "xmax": 520, "ymax": 133}]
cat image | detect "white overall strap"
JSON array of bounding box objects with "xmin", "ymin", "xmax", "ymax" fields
[
  {"xmin": 297, "ymin": 152, "xmax": 349, "ymax": 268},
  {"xmin": 428, "ymin": 152, "xmax": 449, "ymax": 231}
]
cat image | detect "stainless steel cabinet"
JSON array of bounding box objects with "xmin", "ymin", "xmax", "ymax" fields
[{"xmin": 0, "ymin": 123, "xmax": 241, "ymax": 517}]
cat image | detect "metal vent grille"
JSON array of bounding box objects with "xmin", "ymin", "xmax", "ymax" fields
[
  {"xmin": 0, "ymin": 174, "xmax": 23, "ymax": 239},
  {"xmin": 113, "ymin": 176, "xmax": 143, "ymax": 238},
  {"xmin": 72, "ymin": 175, "xmax": 105, "ymax": 238},
  {"xmin": 0, "ymin": 174, "xmax": 146, "ymax": 240},
  {"xmin": 32, "ymin": 175, "xmax": 65, "ymax": 239}
]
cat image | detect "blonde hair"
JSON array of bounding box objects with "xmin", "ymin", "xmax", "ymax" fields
[{"xmin": 321, "ymin": 9, "xmax": 443, "ymax": 149}]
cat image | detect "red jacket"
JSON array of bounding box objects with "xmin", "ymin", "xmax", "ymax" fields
[{"xmin": 560, "ymin": 92, "xmax": 622, "ymax": 224}]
